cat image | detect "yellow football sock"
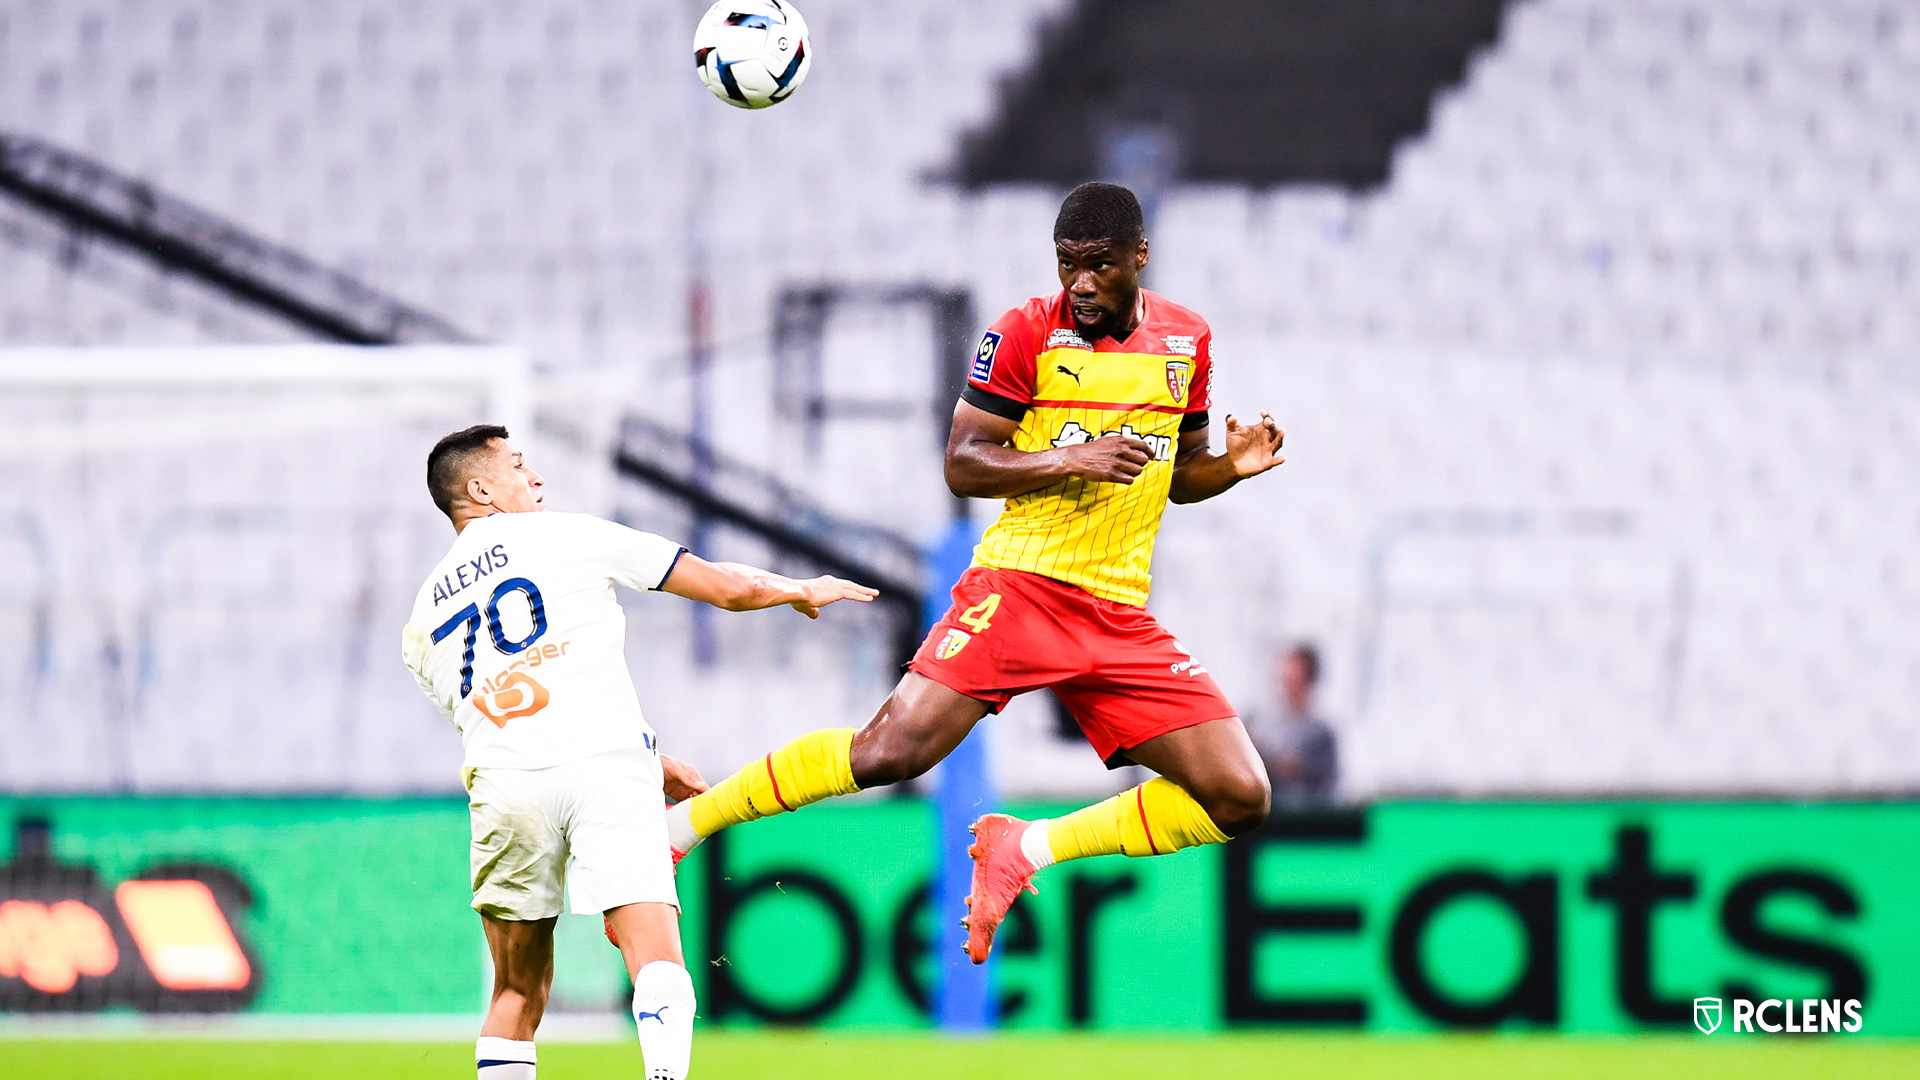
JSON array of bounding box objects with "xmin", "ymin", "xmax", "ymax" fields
[
  {"xmin": 1046, "ymin": 777, "xmax": 1231, "ymax": 862},
  {"xmin": 687, "ymin": 728, "xmax": 859, "ymax": 839}
]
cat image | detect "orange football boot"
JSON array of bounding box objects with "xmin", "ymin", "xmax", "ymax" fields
[{"xmin": 962, "ymin": 813, "xmax": 1041, "ymax": 964}]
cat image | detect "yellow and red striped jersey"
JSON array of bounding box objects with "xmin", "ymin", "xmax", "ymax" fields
[{"xmin": 960, "ymin": 289, "xmax": 1213, "ymax": 607}]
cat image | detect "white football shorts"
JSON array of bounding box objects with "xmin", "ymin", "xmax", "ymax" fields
[{"xmin": 466, "ymin": 748, "xmax": 677, "ymax": 920}]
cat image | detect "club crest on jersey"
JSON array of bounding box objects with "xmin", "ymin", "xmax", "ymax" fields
[
  {"xmin": 1165, "ymin": 360, "xmax": 1192, "ymax": 405},
  {"xmin": 1047, "ymin": 328, "xmax": 1093, "ymax": 351},
  {"xmin": 971, "ymin": 331, "xmax": 1001, "ymax": 384},
  {"xmin": 934, "ymin": 628, "xmax": 971, "ymax": 660}
]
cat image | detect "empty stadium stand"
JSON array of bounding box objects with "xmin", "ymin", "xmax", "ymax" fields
[{"xmin": 0, "ymin": 0, "xmax": 1914, "ymax": 796}]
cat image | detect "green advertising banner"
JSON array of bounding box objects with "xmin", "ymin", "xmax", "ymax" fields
[
  {"xmin": 0, "ymin": 797, "xmax": 1913, "ymax": 1036},
  {"xmin": 0, "ymin": 799, "xmax": 474, "ymax": 1014}
]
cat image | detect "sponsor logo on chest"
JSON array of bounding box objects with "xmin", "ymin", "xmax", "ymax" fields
[
  {"xmin": 1047, "ymin": 327, "xmax": 1094, "ymax": 351},
  {"xmin": 1163, "ymin": 334, "xmax": 1198, "ymax": 356}
]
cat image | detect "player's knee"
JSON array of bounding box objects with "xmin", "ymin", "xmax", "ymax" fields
[
  {"xmin": 850, "ymin": 732, "xmax": 934, "ymax": 788},
  {"xmin": 1205, "ymin": 771, "xmax": 1271, "ymax": 837},
  {"xmin": 851, "ymin": 675, "xmax": 991, "ymax": 789}
]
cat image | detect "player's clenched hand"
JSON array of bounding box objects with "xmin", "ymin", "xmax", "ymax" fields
[
  {"xmin": 1063, "ymin": 433, "xmax": 1154, "ymax": 484},
  {"xmin": 1224, "ymin": 413, "xmax": 1285, "ymax": 478},
  {"xmin": 661, "ymin": 754, "xmax": 709, "ymax": 803},
  {"xmin": 790, "ymin": 575, "xmax": 880, "ymax": 618}
]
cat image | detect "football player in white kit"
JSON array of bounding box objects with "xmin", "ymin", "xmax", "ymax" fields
[{"xmin": 402, "ymin": 425, "xmax": 875, "ymax": 1080}]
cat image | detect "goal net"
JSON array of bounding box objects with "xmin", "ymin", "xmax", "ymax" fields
[{"xmin": 0, "ymin": 345, "xmax": 529, "ymax": 792}]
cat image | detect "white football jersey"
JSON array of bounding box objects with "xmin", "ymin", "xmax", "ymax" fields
[{"xmin": 401, "ymin": 511, "xmax": 685, "ymax": 771}]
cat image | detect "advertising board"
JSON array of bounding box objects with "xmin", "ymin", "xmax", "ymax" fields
[{"xmin": 1, "ymin": 798, "xmax": 1911, "ymax": 1035}]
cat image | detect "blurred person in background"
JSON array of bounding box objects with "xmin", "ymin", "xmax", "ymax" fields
[{"xmin": 1246, "ymin": 643, "xmax": 1338, "ymax": 806}]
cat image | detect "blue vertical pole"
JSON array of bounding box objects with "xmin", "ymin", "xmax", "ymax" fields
[
  {"xmin": 684, "ymin": 8, "xmax": 718, "ymax": 669},
  {"xmin": 926, "ymin": 516, "xmax": 993, "ymax": 1032}
]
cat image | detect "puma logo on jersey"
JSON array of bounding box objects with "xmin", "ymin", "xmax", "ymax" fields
[
  {"xmin": 635, "ymin": 1005, "xmax": 670, "ymax": 1024},
  {"xmin": 1056, "ymin": 364, "xmax": 1083, "ymax": 385}
]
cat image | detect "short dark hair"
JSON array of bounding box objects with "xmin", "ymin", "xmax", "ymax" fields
[
  {"xmin": 1054, "ymin": 181, "xmax": 1144, "ymax": 246},
  {"xmin": 1289, "ymin": 643, "xmax": 1322, "ymax": 686},
  {"xmin": 427, "ymin": 424, "xmax": 509, "ymax": 518}
]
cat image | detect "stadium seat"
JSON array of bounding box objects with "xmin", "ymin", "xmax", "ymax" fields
[{"xmin": 0, "ymin": 0, "xmax": 1914, "ymax": 796}]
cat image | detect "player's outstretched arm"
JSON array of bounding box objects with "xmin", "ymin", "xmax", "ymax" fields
[
  {"xmin": 1168, "ymin": 413, "xmax": 1285, "ymax": 504},
  {"xmin": 945, "ymin": 400, "xmax": 1157, "ymax": 498},
  {"xmin": 660, "ymin": 552, "xmax": 878, "ymax": 619}
]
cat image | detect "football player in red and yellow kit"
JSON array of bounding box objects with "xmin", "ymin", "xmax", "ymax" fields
[{"xmin": 661, "ymin": 182, "xmax": 1286, "ymax": 963}]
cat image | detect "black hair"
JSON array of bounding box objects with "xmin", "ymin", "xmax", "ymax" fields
[
  {"xmin": 1289, "ymin": 643, "xmax": 1322, "ymax": 686},
  {"xmin": 427, "ymin": 424, "xmax": 510, "ymax": 518},
  {"xmin": 1053, "ymin": 181, "xmax": 1144, "ymax": 246}
]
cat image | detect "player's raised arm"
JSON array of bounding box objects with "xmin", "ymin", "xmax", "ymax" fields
[
  {"xmin": 944, "ymin": 399, "xmax": 1157, "ymax": 498},
  {"xmin": 1168, "ymin": 412, "xmax": 1285, "ymax": 504},
  {"xmin": 659, "ymin": 552, "xmax": 877, "ymax": 618}
]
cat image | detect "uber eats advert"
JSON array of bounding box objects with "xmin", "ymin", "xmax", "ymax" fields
[{"xmin": 1, "ymin": 797, "xmax": 1911, "ymax": 1035}]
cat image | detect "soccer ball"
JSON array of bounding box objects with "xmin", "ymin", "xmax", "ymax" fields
[{"xmin": 693, "ymin": 0, "xmax": 812, "ymax": 110}]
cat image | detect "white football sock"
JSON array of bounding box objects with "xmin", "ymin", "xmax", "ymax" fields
[
  {"xmin": 476, "ymin": 1036, "xmax": 536, "ymax": 1080},
  {"xmin": 666, "ymin": 800, "xmax": 702, "ymax": 855},
  {"xmin": 1020, "ymin": 818, "xmax": 1056, "ymax": 870},
  {"xmin": 632, "ymin": 960, "xmax": 696, "ymax": 1080}
]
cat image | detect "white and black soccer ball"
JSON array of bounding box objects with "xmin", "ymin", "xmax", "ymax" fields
[{"xmin": 693, "ymin": 0, "xmax": 811, "ymax": 110}]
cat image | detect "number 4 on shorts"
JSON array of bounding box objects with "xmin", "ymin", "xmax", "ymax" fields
[{"xmin": 958, "ymin": 593, "xmax": 1003, "ymax": 633}]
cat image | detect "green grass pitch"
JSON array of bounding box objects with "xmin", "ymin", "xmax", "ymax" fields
[{"xmin": 7, "ymin": 1032, "xmax": 1918, "ymax": 1080}]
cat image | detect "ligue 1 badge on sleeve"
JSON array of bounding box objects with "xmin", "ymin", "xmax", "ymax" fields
[
  {"xmin": 971, "ymin": 331, "xmax": 1002, "ymax": 383},
  {"xmin": 1694, "ymin": 997, "xmax": 1723, "ymax": 1034}
]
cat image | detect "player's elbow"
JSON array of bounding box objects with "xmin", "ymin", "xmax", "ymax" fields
[
  {"xmin": 944, "ymin": 442, "xmax": 1015, "ymax": 499},
  {"xmin": 943, "ymin": 457, "xmax": 984, "ymax": 499},
  {"xmin": 1167, "ymin": 469, "xmax": 1206, "ymax": 504}
]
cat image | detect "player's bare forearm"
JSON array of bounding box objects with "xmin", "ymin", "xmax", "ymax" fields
[
  {"xmin": 945, "ymin": 436, "xmax": 1081, "ymax": 498},
  {"xmin": 945, "ymin": 400, "xmax": 1154, "ymax": 498},
  {"xmin": 1169, "ymin": 446, "xmax": 1243, "ymax": 503},
  {"xmin": 1169, "ymin": 413, "xmax": 1285, "ymax": 504},
  {"xmin": 661, "ymin": 553, "xmax": 877, "ymax": 617},
  {"xmin": 705, "ymin": 562, "xmax": 816, "ymax": 611}
]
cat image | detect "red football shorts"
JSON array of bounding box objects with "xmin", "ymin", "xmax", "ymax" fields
[{"xmin": 909, "ymin": 566, "xmax": 1237, "ymax": 765}]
